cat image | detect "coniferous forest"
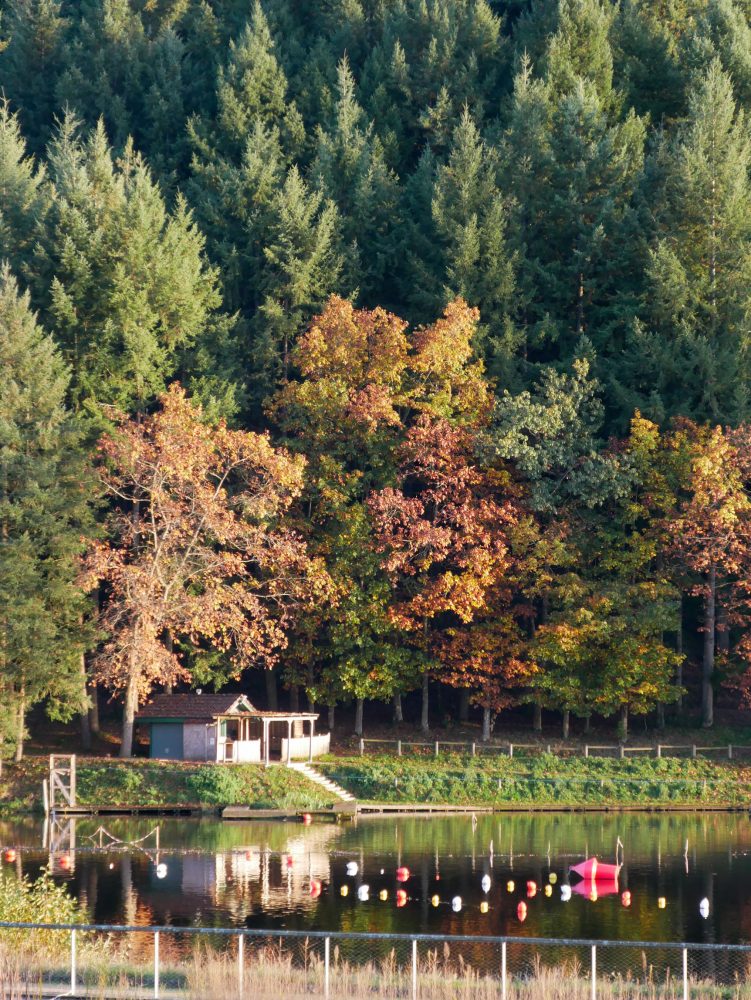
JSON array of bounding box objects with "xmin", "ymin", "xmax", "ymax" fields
[{"xmin": 3, "ymin": 0, "xmax": 751, "ymax": 756}]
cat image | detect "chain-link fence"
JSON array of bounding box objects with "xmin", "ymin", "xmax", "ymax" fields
[{"xmin": 0, "ymin": 920, "xmax": 749, "ymax": 998}]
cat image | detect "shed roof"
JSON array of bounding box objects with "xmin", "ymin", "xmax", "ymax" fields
[{"xmin": 136, "ymin": 693, "xmax": 318, "ymax": 721}]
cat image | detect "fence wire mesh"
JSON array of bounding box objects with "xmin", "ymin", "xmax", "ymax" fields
[{"xmin": 0, "ymin": 921, "xmax": 749, "ymax": 998}]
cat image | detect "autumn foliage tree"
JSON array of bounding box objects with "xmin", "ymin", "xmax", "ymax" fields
[{"xmin": 83, "ymin": 384, "xmax": 327, "ymax": 756}]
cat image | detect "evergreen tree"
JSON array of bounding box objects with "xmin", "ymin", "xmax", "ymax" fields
[
  {"xmin": 0, "ymin": 0, "xmax": 68, "ymax": 155},
  {"xmin": 0, "ymin": 265, "xmax": 91, "ymax": 759},
  {"xmin": 628, "ymin": 60, "xmax": 751, "ymax": 425},
  {"xmin": 38, "ymin": 115, "xmax": 222, "ymax": 415},
  {"xmin": 0, "ymin": 102, "xmax": 50, "ymax": 281}
]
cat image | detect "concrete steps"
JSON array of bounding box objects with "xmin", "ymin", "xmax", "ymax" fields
[{"xmin": 288, "ymin": 762, "xmax": 356, "ymax": 802}]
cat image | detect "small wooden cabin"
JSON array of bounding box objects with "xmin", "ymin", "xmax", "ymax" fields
[{"xmin": 136, "ymin": 693, "xmax": 328, "ymax": 763}]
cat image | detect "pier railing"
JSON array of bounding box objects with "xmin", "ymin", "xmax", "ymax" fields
[{"xmin": 2, "ymin": 919, "xmax": 750, "ymax": 998}]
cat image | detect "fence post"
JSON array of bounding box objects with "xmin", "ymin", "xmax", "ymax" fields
[
  {"xmin": 412, "ymin": 938, "xmax": 417, "ymax": 1000},
  {"xmin": 324, "ymin": 935, "xmax": 330, "ymax": 998},
  {"xmin": 657, "ymin": 744, "xmax": 661, "ymax": 759},
  {"xmin": 435, "ymin": 741, "xmax": 439, "ymax": 757},
  {"xmin": 154, "ymin": 931, "xmax": 160, "ymax": 999},
  {"xmin": 509, "ymin": 743, "xmax": 513, "ymax": 758},
  {"xmin": 397, "ymin": 740, "xmax": 402, "ymax": 757},
  {"xmin": 471, "ymin": 742, "xmax": 476, "ymax": 757},
  {"xmin": 728, "ymin": 744, "xmax": 733, "ymax": 760},
  {"xmin": 238, "ymin": 933, "xmax": 244, "ymax": 995},
  {"xmin": 359, "ymin": 739, "xmax": 364, "ymax": 757},
  {"xmin": 692, "ymin": 744, "xmax": 696, "ymax": 759},
  {"xmin": 682, "ymin": 946, "xmax": 688, "ymax": 1000},
  {"xmin": 584, "ymin": 745, "xmax": 589, "ymax": 758},
  {"xmin": 70, "ymin": 928, "xmax": 76, "ymax": 994},
  {"xmin": 619, "ymin": 745, "xmax": 625, "ymax": 759},
  {"xmin": 591, "ymin": 944, "xmax": 596, "ymax": 1000},
  {"xmin": 501, "ymin": 940, "xmax": 507, "ymax": 1000}
]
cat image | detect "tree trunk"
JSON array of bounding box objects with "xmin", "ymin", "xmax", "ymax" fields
[
  {"xmin": 421, "ymin": 672, "xmax": 429, "ymax": 734},
  {"xmin": 561, "ymin": 709, "xmax": 570, "ymax": 740},
  {"xmin": 459, "ymin": 689, "xmax": 469, "ymax": 723},
  {"xmin": 89, "ymin": 680, "xmax": 100, "ymax": 734},
  {"xmin": 393, "ymin": 692, "xmax": 403, "ymax": 723},
  {"xmin": 533, "ymin": 702, "xmax": 542, "ymax": 732},
  {"xmin": 265, "ymin": 666, "xmax": 278, "ymax": 711},
  {"xmin": 620, "ymin": 703, "xmax": 629, "ymax": 741},
  {"xmin": 583, "ymin": 714, "xmax": 591, "ymax": 734},
  {"xmin": 702, "ymin": 564, "xmax": 716, "ymax": 728},
  {"xmin": 307, "ymin": 691, "xmax": 316, "ymax": 713},
  {"xmin": 354, "ymin": 698, "xmax": 364, "ymax": 737},
  {"xmin": 482, "ymin": 707, "xmax": 491, "ymax": 742},
  {"xmin": 14, "ymin": 691, "xmax": 25, "ymax": 763},
  {"xmin": 328, "ymin": 704, "xmax": 335, "ymax": 730},
  {"xmin": 289, "ymin": 684, "xmax": 299, "ymax": 712},
  {"xmin": 717, "ymin": 602, "xmax": 730, "ymax": 654},
  {"xmin": 120, "ymin": 661, "xmax": 139, "ymax": 758},
  {"xmin": 676, "ymin": 596, "xmax": 684, "ymax": 714},
  {"xmin": 80, "ymin": 653, "xmax": 92, "ymax": 751},
  {"xmin": 656, "ymin": 702, "xmax": 665, "ymax": 730}
]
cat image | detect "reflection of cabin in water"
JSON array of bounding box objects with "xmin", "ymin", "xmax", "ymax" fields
[{"xmin": 136, "ymin": 693, "xmax": 329, "ymax": 763}]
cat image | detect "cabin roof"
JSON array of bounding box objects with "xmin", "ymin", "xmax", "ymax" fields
[{"xmin": 136, "ymin": 693, "xmax": 318, "ymax": 722}]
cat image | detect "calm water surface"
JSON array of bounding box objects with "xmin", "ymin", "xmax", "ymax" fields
[{"xmin": 3, "ymin": 812, "xmax": 749, "ymax": 944}]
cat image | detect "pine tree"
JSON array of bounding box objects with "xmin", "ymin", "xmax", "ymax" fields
[
  {"xmin": 0, "ymin": 265, "xmax": 91, "ymax": 759},
  {"xmin": 629, "ymin": 60, "xmax": 751, "ymax": 425}
]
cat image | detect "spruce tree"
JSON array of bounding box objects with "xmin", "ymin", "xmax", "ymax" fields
[
  {"xmin": 38, "ymin": 115, "xmax": 222, "ymax": 415},
  {"xmin": 0, "ymin": 265, "xmax": 91, "ymax": 759},
  {"xmin": 628, "ymin": 60, "xmax": 751, "ymax": 424},
  {"xmin": 0, "ymin": 102, "xmax": 50, "ymax": 280}
]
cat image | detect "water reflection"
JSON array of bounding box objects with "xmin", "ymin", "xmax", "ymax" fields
[{"xmin": 1, "ymin": 812, "xmax": 750, "ymax": 944}]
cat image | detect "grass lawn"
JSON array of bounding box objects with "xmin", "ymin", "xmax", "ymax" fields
[
  {"xmin": 317, "ymin": 751, "xmax": 751, "ymax": 807},
  {"xmin": 0, "ymin": 758, "xmax": 330, "ymax": 814}
]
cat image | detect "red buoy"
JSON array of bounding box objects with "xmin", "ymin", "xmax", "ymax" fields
[
  {"xmin": 396, "ymin": 866, "xmax": 410, "ymax": 882},
  {"xmin": 302, "ymin": 813, "xmax": 312, "ymax": 826},
  {"xmin": 526, "ymin": 880, "xmax": 537, "ymax": 898},
  {"xmin": 570, "ymin": 858, "xmax": 621, "ymax": 881},
  {"xmin": 517, "ymin": 901, "xmax": 527, "ymax": 922},
  {"xmin": 396, "ymin": 889, "xmax": 407, "ymax": 907},
  {"xmin": 309, "ymin": 879, "xmax": 322, "ymax": 899},
  {"xmin": 3, "ymin": 849, "xmax": 15, "ymax": 864}
]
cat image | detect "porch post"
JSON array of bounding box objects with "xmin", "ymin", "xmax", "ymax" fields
[
  {"xmin": 264, "ymin": 719, "xmax": 269, "ymax": 767},
  {"xmin": 308, "ymin": 719, "xmax": 313, "ymax": 763},
  {"xmin": 286, "ymin": 719, "xmax": 291, "ymax": 765}
]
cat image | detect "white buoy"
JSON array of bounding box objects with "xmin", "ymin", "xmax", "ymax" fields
[
  {"xmin": 346, "ymin": 862, "xmax": 358, "ymax": 877},
  {"xmin": 561, "ymin": 885, "xmax": 572, "ymax": 902},
  {"xmin": 451, "ymin": 896, "xmax": 462, "ymax": 912},
  {"xmin": 156, "ymin": 863, "xmax": 167, "ymax": 879},
  {"xmin": 699, "ymin": 897, "xmax": 710, "ymax": 919},
  {"xmin": 481, "ymin": 874, "xmax": 491, "ymax": 893},
  {"xmin": 358, "ymin": 885, "xmax": 370, "ymax": 901}
]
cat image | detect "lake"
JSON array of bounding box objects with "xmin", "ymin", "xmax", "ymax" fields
[{"xmin": 2, "ymin": 811, "xmax": 749, "ymax": 945}]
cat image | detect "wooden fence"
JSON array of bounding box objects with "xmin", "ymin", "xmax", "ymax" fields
[{"xmin": 357, "ymin": 738, "xmax": 751, "ymax": 760}]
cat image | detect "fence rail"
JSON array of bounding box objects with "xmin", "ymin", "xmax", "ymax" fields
[
  {"xmin": 358, "ymin": 737, "xmax": 751, "ymax": 760},
  {"xmin": 2, "ymin": 919, "xmax": 751, "ymax": 998}
]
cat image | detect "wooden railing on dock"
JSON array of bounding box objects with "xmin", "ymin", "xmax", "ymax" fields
[{"xmin": 45, "ymin": 754, "xmax": 77, "ymax": 814}]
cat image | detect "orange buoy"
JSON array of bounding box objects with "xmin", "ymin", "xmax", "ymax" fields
[
  {"xmin": 526, "ymin": 880, "xmax": 537, "ymax": 898},
  {"xmin": 621, "ymin": 891, "xmax": 631, "ymax": 907},
  {"xmin": 302, "ymin": 813, "xmax": 312, "ymax": 825},
  {"xmin": 310, "ymin": 878, "xmax": 322, "ymax": 899},
  {"xmin": 396, "ymin": 866, "xmax": 410, "ymax": 882},
  {"xmin": 3, "ymin": 849, "xmax": 16, "ymax": 864},
  {"xmin": 517, "ymin": 901, "xmax": 527, "ymax": 922},
  {"xmin": 396, "ymin": 889, "xmax": 407, "ymax": 907},
  {"xmin": 59, "ymin": 855, "xmax": 72, "ymax": 871}
]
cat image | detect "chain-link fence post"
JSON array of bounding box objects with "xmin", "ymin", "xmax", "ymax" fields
[
  {"xmin": 411, "ymin": 938, "xmax": 417, "ymax": 999},
  {"xmin": 154, "ymin": 931, "xmax": 160, "ymax": 999},
  {"xmin": 70, "ymin": 928, "xmax": 77, "ymax": 995},
  {"xmin": 591, "ymin": 944, "xmax": 596, "ymax": 1000},
  {"xmin": 238, "ymin": 932, "xmax": 244, "ymax": 995},
  {"xmin": 683, "ymin": 947, "xmax": 688, "ymax": 1000},
  {"xmin": 501, "ymin": 940, "xmax": 507, "ymax": 999},
  {"xmin": 324, "ymin": 935, "xmax": 330, "ymax": 998}
]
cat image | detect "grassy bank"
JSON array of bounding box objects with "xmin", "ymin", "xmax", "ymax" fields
[
  {"xmin": 0, "ymin": 758, "xmax": 329, "ymax": 814},
  {"xmin": 318, "ymin": 753, "xmax": 751, "ymax": 808}
]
